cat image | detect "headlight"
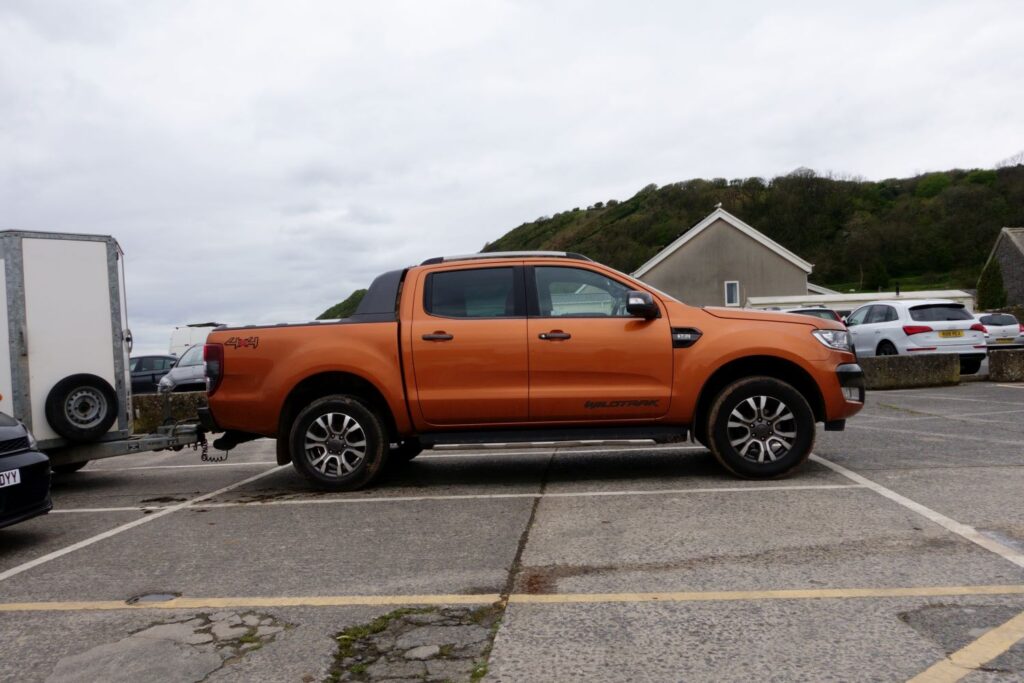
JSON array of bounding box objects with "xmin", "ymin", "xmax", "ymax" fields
[
  {"xmin": 812, "ymin": 329, "xmax": 852, "ymax": 352},
  {"xmin": 20, "ymin": 423, "xmax": 37, "ymax": 449}
]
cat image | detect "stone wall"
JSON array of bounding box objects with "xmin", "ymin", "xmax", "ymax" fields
[
  {"xmin": 133, "ymin": 392, "xmax": 207, "ymax": 434},
  {"xmin": 989, "ymin": 349, "xmax": 1024, "ymax": 382},
  {"xmin": 859, "ymin": 354, "xmax": 960, "ymax": 390}
]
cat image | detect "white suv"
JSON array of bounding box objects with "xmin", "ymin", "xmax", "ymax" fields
[{"xmin": 845, "ymin": 300, "xmax": 987, "ymax": 374}]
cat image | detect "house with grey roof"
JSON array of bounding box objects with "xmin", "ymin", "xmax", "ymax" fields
[{"xmin": 632, "ymin": 207, "xmax": 818, "ymax": 307}]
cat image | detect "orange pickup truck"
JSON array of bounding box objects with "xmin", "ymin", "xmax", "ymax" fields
[{"xmin": 200, "ymin": 252, "xmax": 864, "ymax": 490}]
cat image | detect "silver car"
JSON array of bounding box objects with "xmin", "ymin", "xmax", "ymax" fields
[
  {"xmin": 976, "ymin": 312, "xmax": 1024, "ymax": 348},
  {"xmin": 157, "ymin": 344, "xmax": 207, "ymax": 394},
  {"xmin": 845, "ymin": 299, "xmax": 987, "ymax": 374}
]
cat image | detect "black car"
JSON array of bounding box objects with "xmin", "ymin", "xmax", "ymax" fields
[
  {"xmin": 0, "ymin": 412, "xmax": 51, "ymax": 530},
  {"xmin": 130, "ymin": 354, "xmax": 178, "ymax": 394}
]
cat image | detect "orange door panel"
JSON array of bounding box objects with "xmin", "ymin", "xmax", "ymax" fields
[
  {"xmin": 527, "ymin": 318, "xmax": 672, "ymax": 420},
  {"xmin": 410, "ymin": 266, "xmax": 528, "ymax": 426},
  {"xmin": 526, "ymin": 264, "xmax": 673, "ymax": 421}
]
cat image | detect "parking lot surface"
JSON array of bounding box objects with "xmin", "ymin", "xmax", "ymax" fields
[{"xmin": 2, "ymin": 382, "xmax": 1023, "ymax": 682}]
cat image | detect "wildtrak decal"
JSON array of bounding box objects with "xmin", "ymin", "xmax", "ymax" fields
[{"xmin": 584, "ymin": 399, "xmax": 660, "ymax": 409}]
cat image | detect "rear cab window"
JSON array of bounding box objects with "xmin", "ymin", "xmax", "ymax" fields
[
  {"xmin": 909, "ymin": 304, "xmax": 972, "ymax": 322},
  {"xmin": 424, "ymin": 267, "xmax": 523, "ymax": 318}
]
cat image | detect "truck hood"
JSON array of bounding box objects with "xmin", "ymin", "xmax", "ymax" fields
[{"xmin": 701, "ymin": 306, "xmax": 842, "ymax": 329}]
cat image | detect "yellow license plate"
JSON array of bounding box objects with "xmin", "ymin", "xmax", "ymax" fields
[
  {"xmin": 938, "ymin": 330, "xmax": 963, "ymax": 338},
  {"xmin": 997, "ymin": 338, "xmax": 1014, "ymax": 343}
]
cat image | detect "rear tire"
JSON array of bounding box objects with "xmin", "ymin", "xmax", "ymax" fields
[
  {"xmin": 706, "ymin": 376, "xmax": 815, "ymax": 479},
  {"xmin": 45, "ymin": 374, "xmax": 118, "ymax": 443},
  {"xmin": 288, "ymin": 395, "xmax": 387, "ymax": 491},
  {"xmin": 960, "ymin": 358, "xmax": 983, "ymax": 375}
]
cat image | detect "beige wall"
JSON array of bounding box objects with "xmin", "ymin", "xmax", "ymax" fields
[{"xmin": 639, "ymin": 218, "xmax": 809, "ymax": 306}]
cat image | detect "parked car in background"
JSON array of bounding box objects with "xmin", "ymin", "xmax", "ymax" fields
[
  {"xmin": 129, "ymin": 354, "xmax": 178, "ymax": 394},
  {"xmin": 975, "ymin": 312, "xmax": 1024, "ymax": 348},
  {"xmin": 845, "ymin": 300, "xmax": 986, "ymax": 373},
  {"xmin": 170, "ymin": 323, "xmax": 222, "ymax": 358},
  {"xmin": 782, "ymin": 306, "xmax": 843, "ymax": 323},
  {"xmin": 0, "ymin": 410, "xmax": 51, "ymax": 530},
  {"xmin": 157, "ymin": 345, "xmax": 207, "ymax": 394}
]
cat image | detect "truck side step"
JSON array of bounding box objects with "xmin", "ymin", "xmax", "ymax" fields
[{"xmin": 419, "ymin": 425, "xmax": 688, "ymax": 447}]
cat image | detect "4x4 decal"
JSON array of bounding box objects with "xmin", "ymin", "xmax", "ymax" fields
[{"xmin": 225, "ymin": 336, "xmax": 259, "ymax": 349}]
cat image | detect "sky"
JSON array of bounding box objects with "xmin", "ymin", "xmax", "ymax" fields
[{"xmin": 2, "ymin": 0, "xmax": 1023, "ymax": 353}]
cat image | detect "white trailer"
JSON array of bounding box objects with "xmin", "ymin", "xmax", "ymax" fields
[{"xmin": 1, "ymin": 231, "xmax": 201, "ymax": 470}]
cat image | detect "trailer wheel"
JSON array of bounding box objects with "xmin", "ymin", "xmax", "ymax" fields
[
  {"xmin": 45, "ymin": 374, "xmax": 118, "ymax": 443},
  {"xmin": 288, "ymin": 395, "xmax": 387, "ymax": 491},
  {"xmin": 52, "ymin": 461, "xmax": 89, "ymax": 474}
]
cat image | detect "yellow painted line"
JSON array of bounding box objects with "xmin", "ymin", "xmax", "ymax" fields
[
  {"xmin": 508, "ymin": 585, "xmax": 1024, "ymax": 604},
  {"xmin": 3, "ymin": 585, "xmax": 1024, "ymax": 613},
  {"xmin": 908, "ymin": 609, "xmax": 1024, "ymax": 683}
]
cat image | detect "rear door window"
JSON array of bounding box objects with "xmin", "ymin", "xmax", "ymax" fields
[
  {"xmin": 425, "ymin": 267, "xmax": 522, "ymax": 318},
  {"xmin": 909, "ymin": 304, "xmax": 972, "ymax": 322}
]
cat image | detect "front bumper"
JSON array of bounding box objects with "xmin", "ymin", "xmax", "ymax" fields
[
  {"xmin": 0, "ymin": 449, "xmax": 53, "ymax": 530},
  {"xmin": 836, "ymin": 363, "xmax": 866, "ymax": 403}
]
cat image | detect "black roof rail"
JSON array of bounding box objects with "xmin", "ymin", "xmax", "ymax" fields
[{"xmin": 420, "ymin": 251, "xmax": 593, "ymax": 266}]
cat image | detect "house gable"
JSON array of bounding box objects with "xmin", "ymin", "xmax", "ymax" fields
[{"xmin": 633, "ymin": 208, "xmax": 813, "ymax": 278}]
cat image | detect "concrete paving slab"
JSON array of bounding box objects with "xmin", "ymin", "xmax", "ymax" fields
[
  {"xmin": 0, "ymin": 510, "xmax": 143, "ymax": 572},
  {"xmin": 0, "ymin": 497, "xmax": 533, "ymax": 602},
  {"xmin": 0, "ymin": 605, "xmax": 386, "ymax": 683},
  {"xmin": 487, "ymin": 596, "xmax": 1024, "ymax": 682},
  {"xmin": 515, "ymin": 488, "xmax": 1024, "ymax": 594}
]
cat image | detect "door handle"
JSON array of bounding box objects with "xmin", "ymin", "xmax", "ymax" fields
[
  {"xmin": 539, "ymin": 331, "xmax": 571, "ymax": 340},
  {"xmin": 422, "ymin": 332, "xmax": 454, "ymax": 341}
]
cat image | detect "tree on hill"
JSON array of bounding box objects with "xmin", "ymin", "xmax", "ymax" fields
[
  {"xmin": 482, "ymin": 165, "xmax": 1024, "ymax": 291},
  {"xmin": 976, "ymin": 260, "xmax": 1007, "ymax": 310},
  {"xmin": 317, "ymin": 289, "xmax": 367, "ymax": 319}
]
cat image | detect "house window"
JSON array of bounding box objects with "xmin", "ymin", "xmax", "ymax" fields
[{"xmin": 724, "ymin": 281, "xmax": 740, "ymax": 307}]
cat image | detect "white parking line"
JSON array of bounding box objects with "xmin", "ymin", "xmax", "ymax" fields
[
  {"xmin": 997, "ymin": 384, "xmax": 1024, "ymax": 390},
  {"xmin": 811, "ymin": 455, "xmax": 1024, "ymax": 570},
  {"xmin": 847, "ymin": 423, "xmax": 1024, "ymax": 447},
  {"xmin": 87, "ymin": 462, "xmax": 278, "ymax": 472},
  {"xmin": 0, "ymin": 465, "xmax": 286, "ymax": 583},
  {"xmin": 49, "ymin": 484, "xmax": 865, "ymax": 513}
]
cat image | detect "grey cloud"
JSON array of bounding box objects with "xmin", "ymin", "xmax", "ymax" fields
[{"xmin": 2, "ymin": 1, "xmax": 1023, "ymax": 353}]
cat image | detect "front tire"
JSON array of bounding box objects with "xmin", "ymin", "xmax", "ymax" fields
[
  {"xmin": 52, "ymin": 460, "xmax": 89, "ymax": 474},
  {"xmin": 706, "ymin": 377, "xmax": 815, "ymax": 479},
  {"xmin": 288, "ymin": 395, "xmax": 388, "ymax": 491}
]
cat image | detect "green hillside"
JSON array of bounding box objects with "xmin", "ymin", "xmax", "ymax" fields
[
  {"xmin": 317, "ymin": 288, "xmax": 366, "ymax": 319},
  {"xmin": 484, "ymin": 165, "xmax": 1024, "ymax": 291},
  {"xmin": 319, "ymin": 164, "xmax": 1024, "ymax": 314}
]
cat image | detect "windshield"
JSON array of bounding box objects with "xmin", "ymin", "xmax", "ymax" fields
[{"xmin": 909, "ymin": 304, "xmax": 972, "ymax": 322}]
